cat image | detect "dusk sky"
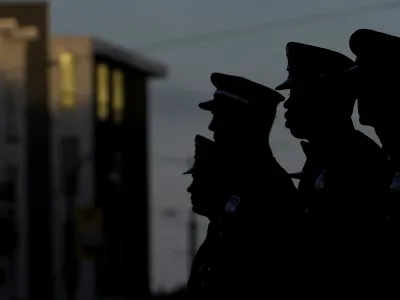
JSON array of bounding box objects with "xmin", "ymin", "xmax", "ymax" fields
[{"xmin": 45, "ymin": 0, "xmax": 400, "ymax": 291}]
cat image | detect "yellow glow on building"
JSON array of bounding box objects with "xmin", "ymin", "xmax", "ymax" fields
[
  {"xmin": 59, "ymin": 52, "xmax": 76, "ymax": 108},
  {"xmin": 112, "ymin": 69, "xmax": 125, "ymax": 124},
  {"xmin": 97, "ymin": 64, "xmax": 110, "ymax": 121}
]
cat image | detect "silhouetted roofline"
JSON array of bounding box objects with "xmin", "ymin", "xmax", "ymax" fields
[{"xmin": 92, "ymin": 37, "xmax": 167, "ymax": 78}]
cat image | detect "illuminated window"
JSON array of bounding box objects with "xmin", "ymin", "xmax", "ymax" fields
[
  {"xmin": 96, "ymin": 64, "xmax": 109, "ymax": 121},
  {"xmin": 59, "ymin": 52, "xmax": 76, "ymax": 108},
  {"xmin": 112, "ymin": 69, "xmax": 125, "ymax": 124}
]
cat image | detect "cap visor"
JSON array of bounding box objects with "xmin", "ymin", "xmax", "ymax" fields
[
  {"xmin": 275, "ymin": 78, "xmax": 293, "ymax": 90},
  {"xmin": 198, "ymin": 100, "xmax": 214, "ymax": 111}
]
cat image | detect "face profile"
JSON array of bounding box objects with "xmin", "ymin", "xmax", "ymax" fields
[
  {"xmin": 276, "ymin": 42, "xmax": 356, "ymax": 141},
  {"xmin": 283, "ymin": 79, "xmax": 328, "ymax": 140},
  {"xmin": 184, "ymin": 135, "xmax": 224, "ymax": 218},
  {"xmin": 208, "ymin": 105, "xmax": 247, "ymax": 147},
  {"xmin": 187, "ymin": 170, "xmax": 219, "ymax": 216}
]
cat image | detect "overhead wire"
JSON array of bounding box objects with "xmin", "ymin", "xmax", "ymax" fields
[
  {"xmin": 4, "ymin": 2, "xmax": 398, "ymax": 66},
  {"xmin": 4, "ymin": 2, "xmax": 397, "ymax": 184},
  {"xmin": 135, "ymin": 1, "xmax": 400, "ymax": 51},
  {"xmin": 144, "ymin": 1, "xmax": 400, "ymax": 171},
  {"xmin": 144, "ymin": 1, "xmax": 400, "ymax": 219}
]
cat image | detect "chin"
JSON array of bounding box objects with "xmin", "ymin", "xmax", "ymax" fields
[
  {"xmin": 358, "ymin": 116, "xmax": 376, "ymax": 128},
  {"xmin": 192, "ymin": 206, "xmax": 207, "ymax": 217},
  {"xmin": 288, "ymin": 128, "xmax": 307, "ymax": 140}
]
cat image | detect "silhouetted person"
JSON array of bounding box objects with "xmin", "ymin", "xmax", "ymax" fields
[
  {"xmin": 347, "ymin": 29, "xmax": 400, "ymax": 193},
  {"xmin": 197, "ymin": 73, "xmax": 298, "ymax": 297},
  {"xmin": 184, "ymin": 135, "xmax": 235, "ymax": 298},
  {"xmin": 276, "ymin": 42, "xmax": 385, "ymax": 297},
  {"xmin": 341, "ymin": 28, "xmax": 400, "ymax": 293}
]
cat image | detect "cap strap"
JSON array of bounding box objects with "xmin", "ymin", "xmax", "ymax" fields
[{"xmin": 214, "ymin": 90, "xmax": 249, "ymax": 104}]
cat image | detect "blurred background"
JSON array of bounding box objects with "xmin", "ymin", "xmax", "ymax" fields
[{"xmin": 0, "ymin": 0, "xmax": 399, "ymax": 299}]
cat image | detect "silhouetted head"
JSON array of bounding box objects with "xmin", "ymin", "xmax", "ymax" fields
[
  {"xmin": 276, "ymin": 42, "xmax": 355, "ymax": 140},
  {"xmin": 184, "ymin": 135, "xmax": 224, "ymax": 217},
  {"xmin": 348, "ymin": 29, "xmax": 400, "ymax": 145},
  {"xmin": 199, "ymin": 73, "xmax": 284, "ymax": 152}
]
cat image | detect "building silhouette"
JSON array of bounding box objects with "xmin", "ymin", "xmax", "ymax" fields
[{"xmin": 0, "ymin": 1, "xmax": 167, "ymax": 299}]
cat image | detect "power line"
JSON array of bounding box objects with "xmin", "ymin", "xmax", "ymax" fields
[
  {"xmin": 155, "ymin": 154, "xmax": 193, "ymax": 167},
  {"xmin": 135, "ymin": 1, "xmax": 400, "ymax": 51}
]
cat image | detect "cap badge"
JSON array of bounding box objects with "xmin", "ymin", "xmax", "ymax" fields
[{"xmin": 224, "ymin": 195, "xmax": 240, "ymax": 215}]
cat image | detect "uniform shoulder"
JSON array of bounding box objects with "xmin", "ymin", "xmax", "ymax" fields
[{"xmin": 354, "ymin": 130, "xmax": 384, "ymax": 158}]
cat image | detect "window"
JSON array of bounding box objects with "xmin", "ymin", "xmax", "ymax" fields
[
  {"xmin": 112, "ymin": 69, "xmax": 125, "ymax": 124},
  {"xmin": 59, "ymin": 52, "xmax": 76, "ymax": 109},
  {"xmin": 96, "ymin": 64, "xmax": 109, "ymax": 121}
]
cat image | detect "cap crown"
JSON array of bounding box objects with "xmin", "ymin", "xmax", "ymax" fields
[
  {"xmin": 211, "ymin": 72, "xmax": 285, "ymax": 107},
  {"xmin": 285, "ymin": 42, "xmax": 355, "ymax": 77},
  {"xmin": 183, "ymin": 135, "xmax": 216, "ymax": 175},
  {"xmin": 350, "ymin": 29, "xmax": 400, "ymax": 69}
]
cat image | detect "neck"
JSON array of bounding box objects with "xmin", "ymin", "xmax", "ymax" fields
[
  {"xmin": 224, "ymin": 139, "xmax": 273, "ymax": 166},
  {"xmin": 374, "ymin": 124, "xmax": 400, "ymax": 165},
  {"xmin": 312, "ymin": 118, "xmax": 355, "ymax": 160},
  {"xmin": 383, "ymin": 145, "xmax": 400, "ymax": 169}
]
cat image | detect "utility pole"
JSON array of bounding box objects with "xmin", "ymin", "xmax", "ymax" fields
[
  {"xmin": 183, "ymin": 154, "xmax": 198, "ymax": 274},
  {"xmin": 187, "ymin": 209, "xmax": 198, "ymax": 274},
  {"xmin": 63, "ymin": 161, "xmax": 79, "ymax": 300},
  {"xmin": 62, "ymin": 150, "xmax": 92, "ymax": 300},
  {"xmin": 158, "ymin": 155, "xmax": 198, "ymax": 274}
]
